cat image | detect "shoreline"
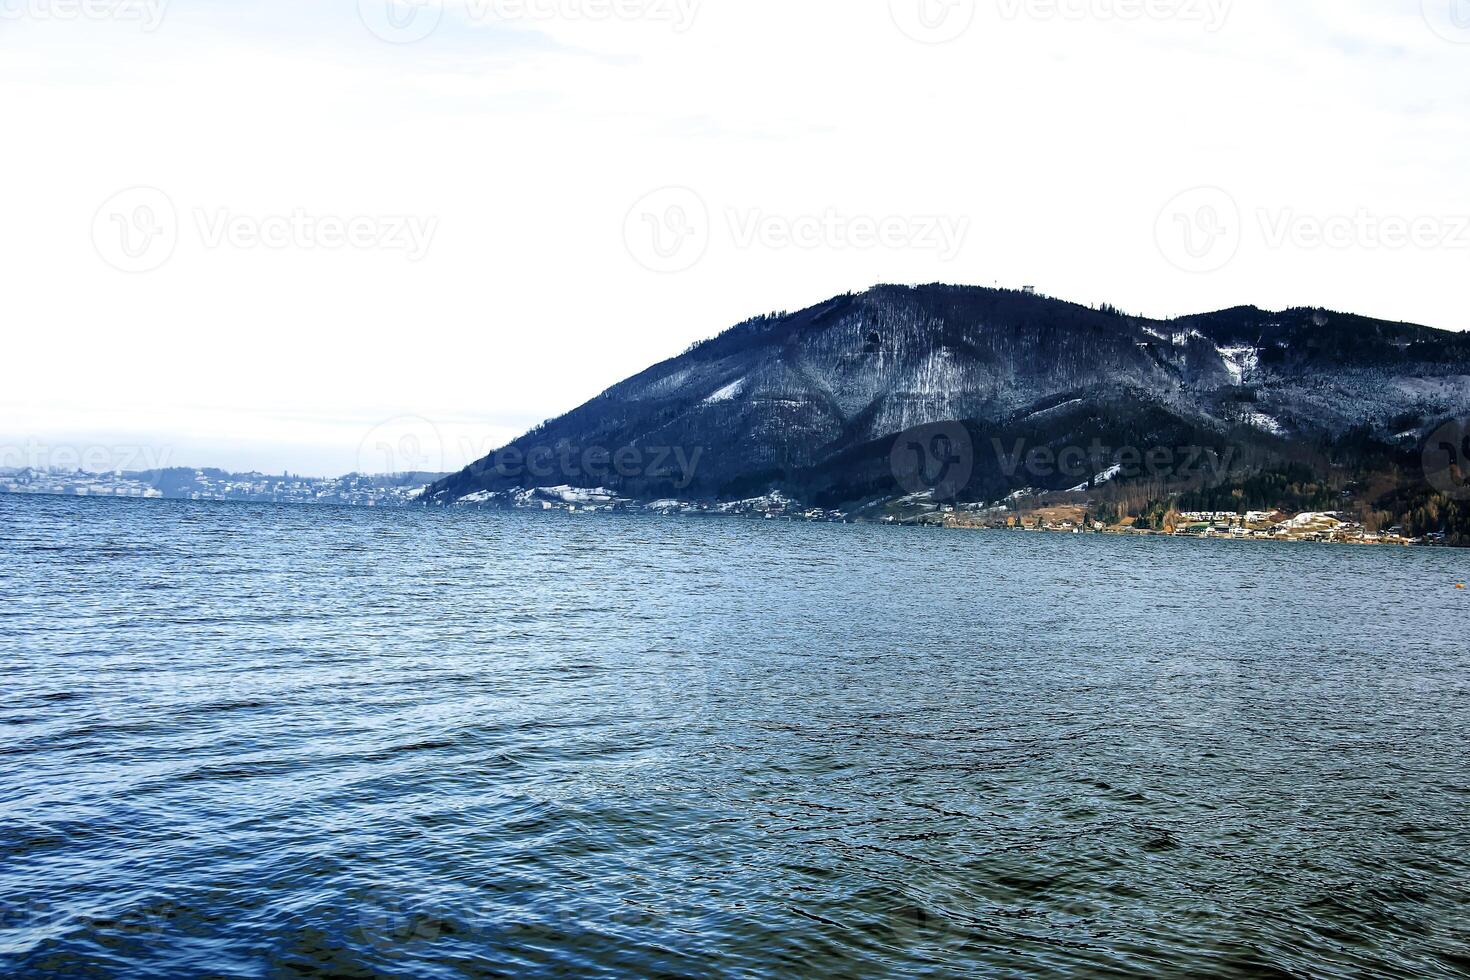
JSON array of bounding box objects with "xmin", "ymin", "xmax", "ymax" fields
[
  {"xmin": 7, "ymin": 486, "xmax": 1465, "ymax": 551},
  {"xmin": 933, "ymin": 519, "xmax": 1434, "ymax": 549}
]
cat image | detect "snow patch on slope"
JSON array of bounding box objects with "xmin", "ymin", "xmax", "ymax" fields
[
  {"xmin": 462, "ymin": 486, "xmax": 621, "ymax": 507},
  {"xmin": 704, "ymin": 378, "xmax": 745, "ymax": 404},
  {"xmin": 641, "ymin": 368, "xmax": 694, "ymax": 397},
  {"xmin": 1280, "ymin": 511, "xmax": 1343, "ymax": 529},
  {"xmin": 1245, "ymin": 412, "xmax": 1285, "ymax": 435},
  {"xmin": 1218, "ymin": 345, "xmax": 1259, "ymax": 385},
  {"xmin": 1141, "ymin": 327, "xmax": 1210, "ymax": 347},
  {"xmin": 1066, "ymin": 462, "xmax": 1124, "ymax": 493},
  {"xmin": 1026, "ymin": 398, "xmax": 1083, "ymax": 420}
]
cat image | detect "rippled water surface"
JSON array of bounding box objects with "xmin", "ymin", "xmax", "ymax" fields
[{"xmin": 3, "ymin": 493, "xmax": 1469, "ymax": 978}]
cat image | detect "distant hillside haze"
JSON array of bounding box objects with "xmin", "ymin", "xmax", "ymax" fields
[{"xmin": 426, "ymin": 284, "xmax": 1470, "ymax": 527}]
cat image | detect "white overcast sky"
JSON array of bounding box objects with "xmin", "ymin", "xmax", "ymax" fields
[{"xmin": 3, "ymin": 0, "xmax": 1468, "ymax": 475}]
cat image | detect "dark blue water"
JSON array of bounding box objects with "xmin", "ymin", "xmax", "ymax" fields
[{"xmin": 2, "ymin": 493, "xmax": 1468, "ymax": 978}]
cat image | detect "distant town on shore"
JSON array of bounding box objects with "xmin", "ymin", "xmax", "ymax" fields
[
  {"xmin": 0, "ymin": 467, "xmax": 432, "ymax": 509},
  {"xmin": 3, "ymin": 466, "xmax": 1457, "ymax": 548}
]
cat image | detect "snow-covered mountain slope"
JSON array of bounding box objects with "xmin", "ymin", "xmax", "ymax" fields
[{"xmin": 426, "ymin": 285, "xmax": 1470, "ymax": 506}]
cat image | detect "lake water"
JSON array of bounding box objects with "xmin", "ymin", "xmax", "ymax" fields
[{"xmin": 2, "ymin": 493, "xmax": 1468, "ymax": 978}]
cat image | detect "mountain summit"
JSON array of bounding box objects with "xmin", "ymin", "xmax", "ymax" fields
[{"xmin": 425, "ymin": 284, "xmax": 1470, "ymax": 520}]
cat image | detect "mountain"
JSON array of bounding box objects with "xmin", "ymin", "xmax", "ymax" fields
[{"xmin": 424, "ymin": 284, "xmax": 1470, "ymax": 536}]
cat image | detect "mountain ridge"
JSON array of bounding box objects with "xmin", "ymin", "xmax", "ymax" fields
[{"xmin": 424, "ymin": 283, "xmax": 1470, "ymax": 534}]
